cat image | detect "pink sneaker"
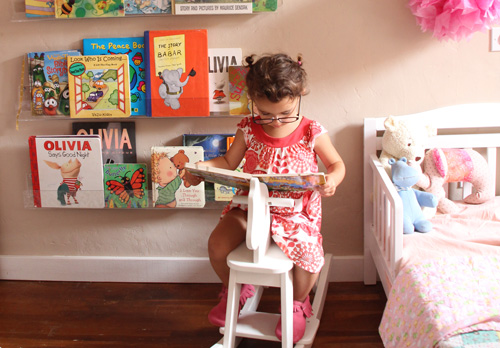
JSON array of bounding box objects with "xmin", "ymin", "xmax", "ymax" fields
[
  {"xmin": 275, "ymin": 296, "xmax": 313, "ymax": 343},
  {"xmin": 208, "ymin": 284, "xmax": 255, "ymax": 327}
]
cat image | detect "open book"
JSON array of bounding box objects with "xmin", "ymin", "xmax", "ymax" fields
[{"xmin": 184, "ymin": 163, "xmax": 325, "ymax": 191}]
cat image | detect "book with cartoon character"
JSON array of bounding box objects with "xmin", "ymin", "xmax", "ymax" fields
[
  {"xmin": 151, "ymin": 146, "xmax": 205, "ymax": 208},
  {"xmin": 124, "ymin": 0, "xmax": 172, "ymax": 15},
  {"xmin": 103, "ymin": 163, "xmax": 148, "ymax": 208},
  {"xmin": 25, "ymin": 0, "xmax": 55, "ymax": 17},
  {"xmin": 27, "ymin": 50, "xmax": 81, "ymax": 117},
  {"xmin": 28, "ymin": 135, "xmax": 105, "ymax": 208},
  {"xmin": 83, "ymin": 37, "xmax": 146, "ymax": 116},
  {"xmin": 54, "ymin": 0, "xmax": 125, "ymax": 19},
  {"xmin": 208, "ymin": 48, "xmax": 242, "ymax": 114},
  {"xmin": 144, "ymin": 29, "xmax": 209, "ymax": 117},
  {"xmin": 67, "ymin": 54, "xmax": 131, "ymax": 118}
]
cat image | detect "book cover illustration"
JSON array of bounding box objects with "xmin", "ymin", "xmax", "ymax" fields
[
  {"xmin": 228, "ymin": 65, "xmax": 251, "ymax": 116},
  {"xmin": 151, "ymin": 146, "xmax": 205, "ymax": 208},
  {"xmin": 55, "ymin": 0, "xmax": 124, "ymax": 18},
  {"xmin": 67, "ymin": 54, "xmax": 131, "ymax": 118},
  {"xmin": 174, "ymin": 0, "xmax": 252, "ymax": 15},
  {"xmin": 27, "ymin": 50, "xmax": 81, "ymax": 116},
  {"xmin": 183, "ymin": 133, "xmax": 236, "ymax": 201},
  {"xmin": 83, "ymin": 37, "xmax": 146, "ymax": 116},
  {"xmin": 104, "ymin": 163, "xmax": 148, "ymax": 208},
  {"xmin": 72, "ymin": 121, "xmax": 137, "ymax": 163},
  {"xmin": 25, "ymin": 0, "xmax": 55, "ymax": 17},
  {"xmin": 125, "ymin": 0, "xmax": 172, "ymax": 15},
  {"xmin": 253, "ymin": 0, "xmax": 277, "ymax": 12},
  {"xmin": 208, "ymin": 48, "xmax": 242, "ymax": 114},
  {"xmin": 185, "ymin": 163, "xmax": 326, "ymax": 191},
  {"xmin": 144, "ymin": 29, "xmax": 209, "ymax": 117},
  {"xmin": 28, "ymin": 135, "xmax": 105, "ymax": 208}
]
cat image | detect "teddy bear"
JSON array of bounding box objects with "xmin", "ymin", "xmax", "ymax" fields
[
  {"xmin": 389, "ymin": 157, "xmax": 438, "ymax": 234},
  {"xmin": 416, "ymin": 148, "xmax": 494, "ymax": 214},
  {"xmin": 171, "ymin": 149, "xmax": 192, "ymax": 188},
  {"xmin": 379, "ymin": 116, "xmax": 437, "ymax": 176}
]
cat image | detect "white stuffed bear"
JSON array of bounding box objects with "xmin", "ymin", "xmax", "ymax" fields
[{"xmin": 379, "ymin": 116, "xmax": 437, "ymax": 176}]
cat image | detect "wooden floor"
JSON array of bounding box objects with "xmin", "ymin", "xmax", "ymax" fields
[{"xmin": 0, "ymin": 281, "xmax": 386, "ymax": 347}]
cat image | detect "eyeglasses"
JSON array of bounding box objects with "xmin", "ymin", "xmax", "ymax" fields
[{"xmin": 252, "ymin": 96, "xmax": 301, "ymax": 125}]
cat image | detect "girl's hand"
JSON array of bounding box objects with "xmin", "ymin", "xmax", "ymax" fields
[
  {"xmin": 318, "ymin": 175, "xmax": 337, "ymax": 197},
  {"xmin": 183, "ymin": 169, "xmax": 204, "ymax": 186}
]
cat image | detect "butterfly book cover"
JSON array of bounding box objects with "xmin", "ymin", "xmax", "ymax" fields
[
  {"xmin": 151, "ymin": 146, "xmax": 205, "ymax": 208},
  {"xmin": 83, "ymin": 37, "xmax": 146, "ymax": 116},
  {"xmin": 144, "ymin": 29, "xmax": 209, "ymax": 117},
  {"xmin": 28, "ymin": 135, "xmax": 105, "ymax": 208},
  {"xmin": 208, "ymin": 48, "xmax": 242, "ymax": 114},
  {"xmin": 67, "ymin": 54, "xmax": 131, "ymax": 118},
  {"xmin": 228, "ymin": 65, "xmax": 251, "ymax": 116},
  {"xmin": 25, "ymin": 0, "xmax": 55, "ymax": 18},
  {"xmin": 27, "ymin": 50, "xmax": 81, "ymax": 117},
  {"xmin": 72, "ymin": 121, "xmax": 137, "ymax": 164},
  {"xmin": 174, "ymin": 0, "xmax": 252, "ymax": 15},
  {"xmin": 55, "ymin": 0, "xmax": 124, "ymax": 19},
  {"xmin": 125, "ymin": 0, "xmax": 172, "ymax": 15},
  {"xmin": 103, "ymin": 163, "xmax": 148, "ymax": 208}
]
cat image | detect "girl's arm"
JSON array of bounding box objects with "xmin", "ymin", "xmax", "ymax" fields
[
  {"xmin": 183, "ymin": 129, "xmax": 247, "ymax": 186},
  {"xmin": 314, "ymin": 133, "xmax": 345, "ymax": 197}
]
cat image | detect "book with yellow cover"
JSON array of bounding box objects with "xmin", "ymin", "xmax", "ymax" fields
[{"xmin": 67, "ymin": 55, "xmax": 131, "ymax": 118}]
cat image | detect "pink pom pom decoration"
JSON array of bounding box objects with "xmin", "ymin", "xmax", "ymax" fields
[{"xmin": 408, "ymin": 0, "xmax": 500, "ymax": 41}]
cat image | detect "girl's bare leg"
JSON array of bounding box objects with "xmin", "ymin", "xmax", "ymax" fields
[
  {"xmin": 207, "ymin": 208, "xmax": 247, "ymax": 287},
  {"xmin": 293, "ymin": 266, "xmax": 320, "ymax": 302}
]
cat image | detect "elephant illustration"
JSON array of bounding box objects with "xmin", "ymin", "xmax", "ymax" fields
[{"xmin": 158, "ymin": 67, "xmax": 196, "ymax": 110}]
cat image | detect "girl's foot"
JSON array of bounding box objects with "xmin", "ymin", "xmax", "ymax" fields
[
  {"xmin": 275, "ymin": 296, "xmax": 313, "ymax": 343},
  {"xmin": 208, "ymin": 284, "xmax": 255, "ymax": 327}
]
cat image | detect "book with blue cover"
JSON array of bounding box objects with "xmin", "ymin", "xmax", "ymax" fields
[
  {"xmin": 83, "ymin": 37, "xmax": 146, "ymax": 116},
  {"xmin": 125, "ymin": 0, "xmax": 172, "ymax": 15}
]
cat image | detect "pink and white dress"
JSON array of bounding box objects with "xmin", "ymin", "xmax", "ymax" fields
[{"xmin": 221, "ymin": 116, "xmax": 327, "ymax": 273}]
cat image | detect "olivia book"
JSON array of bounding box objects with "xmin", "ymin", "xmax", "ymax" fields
[{"xmin": 28, "ymin": 135, "xmax": 105, "ymax": 208}]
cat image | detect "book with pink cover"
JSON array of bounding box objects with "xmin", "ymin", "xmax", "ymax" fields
[{"xmin": 184, "ymin": 163, "xmax": 325, "ymax": 191}]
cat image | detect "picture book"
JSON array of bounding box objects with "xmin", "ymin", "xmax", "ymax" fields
[
  {"xmin": 103, "ymin": 163, "xmax": 148, "ymax": 208},
  {"xmin": 54, "ymin": 0, "xmax": 124, "ymax": 18},
  {"xmin": 184, "ymin": 163, "xmax": 326, "ymax": 191},
  {"xmin": 72, "ymin": 121, "xmax": 137, "ymax": 163},
  {"xmin": 208, "ymin": 48, "xmax": 242, "ymax": 114},
  {"xmin": 83, "ymin": 37, "xmax": 146, "ymax": 116},
  {"xmin": 25, "ymin": 0, "xmax": 55, "ymax": 17},
  {"xmin": 144, "ymin": 29, "xmax": 209, "ymax": 117},
  {"xmin": 125, "ymin": 0, "xmax": 172, "ymax": 15},
  {"xmin": 151, "ymin": 146, "xmax": 205, "ymax": 208},
  {"xmin": 182, "ymin": 133, "xmax": 235, "ymax": 201},
  {"xmin": 174, "ymin": 0, "xmax": 252, "ymax": 15},
  {"xmin": 28, "ymin": 135, "xmax": 105, "ymax": 208},
  {"xmin": 27, "ymin": 50, "xmax": 81, "ymax": 116},
  {"xmin": 67, "ymin": 54, "xmax": 131, "ymax": 118},
  {"xmin": 228, "ymin": 65, "xmax": 251, "ymax": 116},
  {"xmin": 253, "ymin": 0, "xmax": 277, "ymax": 12}
]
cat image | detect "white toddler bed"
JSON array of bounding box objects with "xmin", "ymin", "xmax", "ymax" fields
[{"xmin": 363, "ymin": 103, "xmax": 500, "ymax": 347}]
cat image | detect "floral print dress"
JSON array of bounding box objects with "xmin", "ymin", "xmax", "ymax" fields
[{"xmin": 221, "ymin": 116, "xmax": 327, "ymax": 273}]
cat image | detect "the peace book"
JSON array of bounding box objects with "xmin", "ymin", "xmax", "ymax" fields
[
  {"xmin": 184, "ymin": 163, "xmax": 326, "ymax": 191},
  {"xmin": 28, "ymin": 135, "xmax": 105, "ymax": 208},
  {"xmin": 151, "ymin": 146, "xmax": 205, "ymax": 208}
]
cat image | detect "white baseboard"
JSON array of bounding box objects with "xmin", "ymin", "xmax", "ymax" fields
[{"xmin": 0, "ymin": 255, "xmax": 364, "ymax": 283}]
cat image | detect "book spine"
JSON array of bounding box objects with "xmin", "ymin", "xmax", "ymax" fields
[
  {"xmin": 28, "ymin": 136, "xmax": 41, "ymax": 208},
  {"xmin": 144, "ymin": 31, "xmax": 152, "ymax": 117}
]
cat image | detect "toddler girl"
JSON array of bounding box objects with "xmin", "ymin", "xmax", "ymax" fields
[{"xmin": 186, "ymin": 53, "xmax": 345, "ymax": 343}]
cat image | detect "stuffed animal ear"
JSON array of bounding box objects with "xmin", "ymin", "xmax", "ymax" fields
[
  {"xmin": 384, "ymin": 116, "xmax": 397, "ymax": 132},
  {"xmin": 388, "ymin": 158, "xmax": 396, "ymax": 165}
]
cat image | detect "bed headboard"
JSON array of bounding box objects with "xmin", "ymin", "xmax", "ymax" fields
[{"xmin": 363, "ymin": 103, "xmax": 500, "ymax": 294}]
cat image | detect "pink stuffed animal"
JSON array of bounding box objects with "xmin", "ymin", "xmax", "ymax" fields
[{"xmin": 417, "ymin": 148, "xmax": 494, "ymax": 214}]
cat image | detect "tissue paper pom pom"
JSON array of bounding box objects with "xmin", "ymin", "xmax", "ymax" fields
[{"xmin": 409, "ymin": 0, "xmax": 500, "ymax": 41}]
